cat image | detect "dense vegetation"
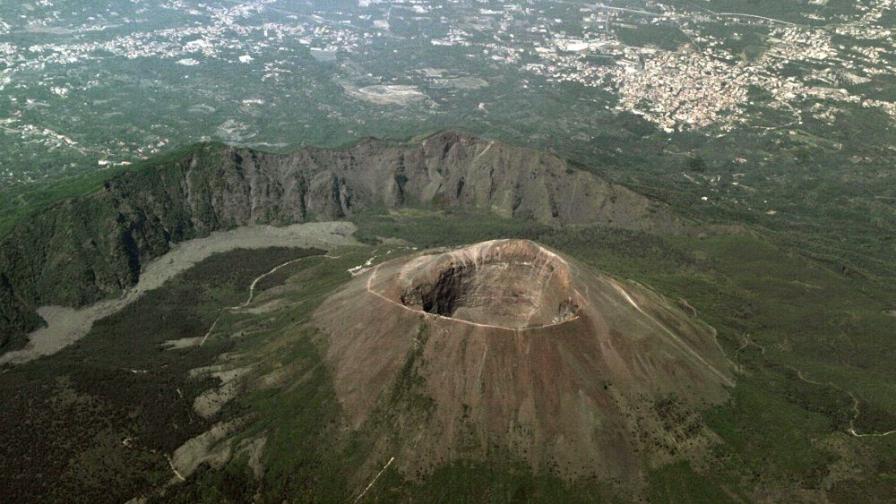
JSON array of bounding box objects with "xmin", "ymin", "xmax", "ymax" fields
[{"xmin": 0, "ymin": 247, "xmax": 321, "ymax": 502}]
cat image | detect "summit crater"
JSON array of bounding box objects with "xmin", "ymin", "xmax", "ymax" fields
[
  {"xmin": 313, "ymin": 240, "xmax": 735, "ymax": 485},
  {"xmin": 392, "ymin": 240, "xmax": 581, "ymax": 330}
]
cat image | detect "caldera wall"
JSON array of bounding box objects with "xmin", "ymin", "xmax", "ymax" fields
[{"xmin": 0, "ymin": 132, "xmax": 684, "ymax": 348}]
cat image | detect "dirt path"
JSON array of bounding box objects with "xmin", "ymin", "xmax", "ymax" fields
[
  {"xmin": 734, "ymin": 334, "xmax": 894, "ymax": 438},
  {"xmin": 775, "ymin": 360, "xmax": 895, "ymax": 439},
  {"xmin": 353, "ymin": 457, "xmax": 395, "ymax": 504},
  {"xmin": 198, "ymin": 253, "xmax": 342, "ymax": 346},
  {"xmin": 240, "ymin": 253, "xmax": 343, "ymax": 309},
  {"xmin": 0, "ymin": 222, "xmax": 358, "ymax": 366},
  {"xmin": 846, "ymin": 392, "xmax": 896, "ymax": 438}
]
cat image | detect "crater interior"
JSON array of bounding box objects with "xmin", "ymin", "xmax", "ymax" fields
[{"xmin": 397, "ymin": 240, "xmax": 580, "ymax": 329}]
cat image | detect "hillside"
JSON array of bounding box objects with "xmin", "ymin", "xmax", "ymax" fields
[
  {"xmin": 315, "ymin": 239, "xmax": 734, "ymax": 486},
  {"xmin": 0, "ymin": 190, "xmax": 894, "ymax": 503},
  {"xmin": 0, "ymin": 132, "xmax": 683, "ymax": 350}
]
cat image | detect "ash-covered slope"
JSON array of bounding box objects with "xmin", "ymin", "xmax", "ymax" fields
[
  {"xmin": 314, "ymin": 240, "xmax": 734, "ymax": 485},
  {"xmin": 0, "ymin": 132, "xmax": 683, "ymax": 347}
]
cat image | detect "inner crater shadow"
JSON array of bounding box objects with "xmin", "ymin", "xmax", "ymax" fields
[{"xmin": 397, "ymin": 240, "xmax": 581, "ymax": 329}]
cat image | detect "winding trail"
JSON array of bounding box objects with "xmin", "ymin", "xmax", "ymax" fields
[
  {"xmin": 737, "ymin": 334, "xmax": 896, "ymax": 438},
  {"xmin": 199, "ymin": 253, "xmax": 341, "ymax": 346},
  {"xmin": 240, "ymin": 254, "xmax": 340, "ymax": 308},
  {"xmin": 789, "ymin": 366, "xmax": 896, "ymax": 438},
  {"xmin": 846, "ymin": 392, "xmax": 896, "ymax": 438}
]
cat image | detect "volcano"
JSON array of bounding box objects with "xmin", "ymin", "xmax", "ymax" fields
[{"xmin": 313, "ymin": 240, "xmax": 734, "ymax": 484}]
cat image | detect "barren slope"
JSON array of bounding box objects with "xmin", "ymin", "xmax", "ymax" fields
[{"xmin": 314, "ymin": 240, "xmax": 734, "ymax": 485}]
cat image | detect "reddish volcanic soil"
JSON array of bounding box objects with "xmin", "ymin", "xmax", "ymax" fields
[{"xmin": 313, "ymin": 240, "xmax": 734, "ymax": 484}]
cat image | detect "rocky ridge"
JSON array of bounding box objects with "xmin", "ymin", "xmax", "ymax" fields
[{"xmin": 0, "ymin": 131, "xmax": 683, "ymax": 348}]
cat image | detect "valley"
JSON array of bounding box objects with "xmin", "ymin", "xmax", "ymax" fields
[
  {"xmin": 0, "ymin": 133, "xmax": 894, "ymax": 503},
  {"xmin": 0, "ymin": 222, "xmax": 356, "ymax": 365},
  {"xmin": 1, "ymin": 1, "xmax": 895, "ymax": 502},
  {"xmin": 0, "ymin": 214, "xmax": 892, "ymax": 501}
]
